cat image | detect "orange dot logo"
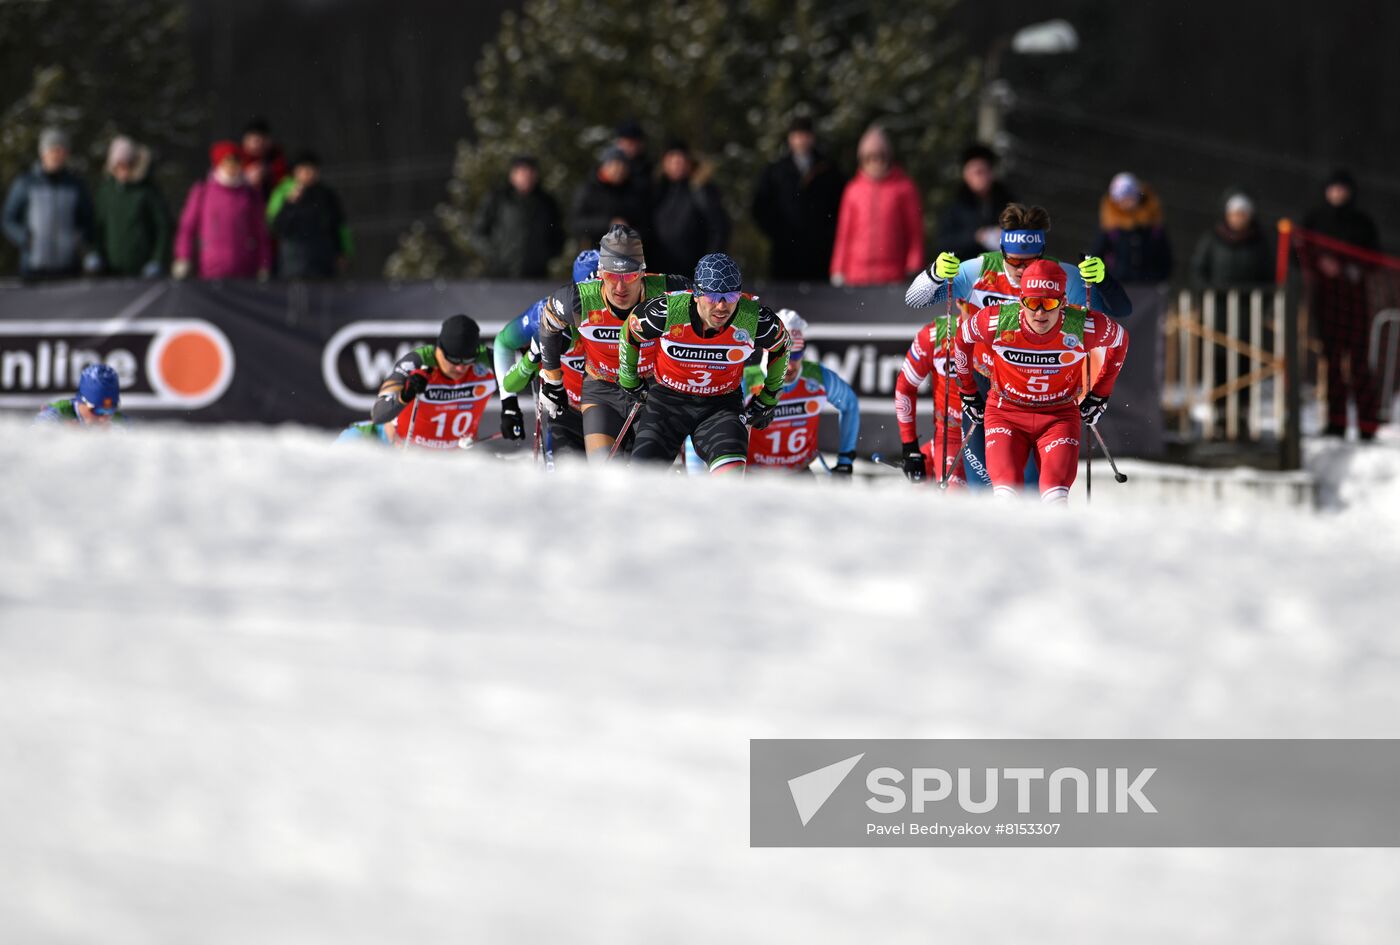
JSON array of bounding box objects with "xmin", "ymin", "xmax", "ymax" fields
[
  {"xmin": 474, "ymin": 384, "xmax": 488, "ymax": 397},
  {"xmin": 804, "ymin": 400, "xmax": 820, "ymax": 415},
  {"xmin": 726, "ymin": 348, "xmax": 746, "ymax": 362},
  {"xmin": 1060, "ymin": 352, "xmax": 1078, "ymax": 364},
  {"xmin": 157, "ymin": 330, "xmax": 223, "ymax": 396}
]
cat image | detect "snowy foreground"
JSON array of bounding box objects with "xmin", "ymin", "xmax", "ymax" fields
[{"xmin": 2, "ymin": 419, "xmax": 1399, "ymax": 944}]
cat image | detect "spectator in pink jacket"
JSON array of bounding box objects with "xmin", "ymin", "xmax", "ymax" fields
[
  {"xmin": 173, "ymin": 141, "xmax": 271, "ymax": 280},
  {"xmin": 829, "ymin": 125, "xmax": 924, "ymax": 287}
]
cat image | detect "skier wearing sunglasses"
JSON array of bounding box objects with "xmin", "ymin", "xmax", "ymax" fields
[
  {"xmin": 370, "ymin": 313, "xmax": 498, "ymax": 449},
  {"xmin": 34, "ymin": 363, "xmax": 127, "ymax": 425},
  {"xmin": 617, "ymin": 253, "xmax": 791, "ymax": 474},
  {"xmin": 899, "ymin": 203, "xmax": 1133, "ymax": 486},
  {"xmin": 953, "ymin": 261, "xmax": 1129, "ymax": 503},
  {"xmin": 537, "ymin": 225, "xmax": 691, "ymax": 460}
]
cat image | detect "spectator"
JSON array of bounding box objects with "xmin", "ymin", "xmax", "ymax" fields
[
  {"xmin": 1190, "ymin": 192, "xmax": 1272, "ymax": 288},
  {"xmin": 468, "ymin": 155, "xmax": 563, "ymax": 278},
  {"xmin": 2, "ymin": 128, "xmax": 98, "ymax": 280},
  {"xmin": 173, "ymin": 140, "xmax": 272, "ymax": 280},
  {"xmin": 937, "ymin": 143, "xmax": 1016, "ymax": 261},
  {"xmin": 93, "ymin": 135, "xmax": 172, "ymax": 278},
  {"xmin": 570, "ymin": 146, "xmax": 650, "ymax": 249},
  {"xmin": 752, "ymin": 116, "xmax": 845, "ymax": 281},
  {"xmin": 239, "ymin": 116, "xmax": 288, "ymax": 202},
  {"xmin": 829, "ymin": 125, "xmax": 924, "ymax": 287},
  {"xmin": 1091, "ymin": 172, "xmax": 1173, "ymax": 283},
  {"xmin": 648, "ymin": 140, "xmax": 730, "ymax": 277},
  {"xmin": 1302, "ymin": 168, "xmax": 1382, "ymax": 440},
  {"xmin": 267, "ymin": 151, "xmax": 352, "ymax": 279},
  {"xmin": 613, "ymin": 118, "xmax": 653, "ymax": 206}
]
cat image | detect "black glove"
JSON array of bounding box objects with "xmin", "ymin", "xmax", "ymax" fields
[
  {"xmin": 400, "ymin": 371, "xmax": 429, "ymax": 404},
  {"xmin": 741, "ymin": 393, "xmax": 778, "ymax": 430},
  {"xmin": 500, "ymin": 395, "xmax": 525, "ymax": 440},
  {"xmin": 831, "ymin": 454, "xmax": 855, "ymax": 477},
  {"xmin": 539, "ymin": 377, "xmax": 569, "ymax": 419},
  {"xmin": 959, "ymin": 389, "xmax": 986, "ymax": 426},
  {"xmin": 1080, "ymin": 393, "xmax": 1108, "ymax": 426},
  {"xmin": 901, "ymin": 440, "xmax": 926, "ymax": 482},
  {"xmin": 619, "ymin": 379, "xmax": 648, "ymax": 411}
]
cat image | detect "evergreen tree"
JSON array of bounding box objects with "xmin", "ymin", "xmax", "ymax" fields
[
  {"xmin": 0, "ymin": 0, "xmax": 202, "ymax": 274},
  {"xmin": 386, "ymin": 0, "xmax": 976, "ymax": 280}
]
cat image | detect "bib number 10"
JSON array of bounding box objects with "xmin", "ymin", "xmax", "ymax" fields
[
  {"xmin": 428, "ymin": 410, "xmax": 476, "ymax": 439},
  {"xmin": 765, "ymin": 427, "xmax": 809, "ymax": 456}
]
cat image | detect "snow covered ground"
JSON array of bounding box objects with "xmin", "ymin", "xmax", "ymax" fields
[{"xmin": 2, "ymin": 418, "xmax": 1399, "ymax": 944}]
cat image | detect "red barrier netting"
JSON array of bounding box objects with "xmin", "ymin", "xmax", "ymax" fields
[{"xmin": 1278, "ymin": 222, "xmax": 1400, "ymax": 434}]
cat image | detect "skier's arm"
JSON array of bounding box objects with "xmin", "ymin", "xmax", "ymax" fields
[
  {"xmin": 538, "ymin": 284, "xmax": 578, "ymax": 379},
  {"xmin": 753, "ymin": 308, "xmax": 792, "ymax": 401},
  {"xmin": 905, "ymin": 256, "xmax": 978, "ymax": 308},
  {"xmin": 502, "ymin": 338, "xmax": 543, "ymax": 395},
  {"xmin": 617, "ymin": 297, "xmax": 668, "ymax": 390},
  {"xmin": 1085, "ymin": 315, "xmax": 1130, "ymax": 397},
  {"xmin": 493, "ymin": 299, "xmax": 542, "ymax": 380},
  {"xmin": 820, "ymin": 365, "xmax": 861, "ymax": 462},
  {"xmin": 894, "ymin": 324, "xmax": 937, "ymax": 442},
  {"xmin": 953, "ymin": 311, "xmax": 990, "ymax": 396},
  {"xmin": 370, "ymin": 347, "xmax": 429, "ymax": 424}
]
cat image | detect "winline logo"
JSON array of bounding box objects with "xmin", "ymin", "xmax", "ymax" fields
[{"xmin": 0, "ymin": 319, "xmax": 234, "ymax": 409}]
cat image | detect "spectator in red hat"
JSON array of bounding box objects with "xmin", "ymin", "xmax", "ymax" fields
[
  {"xmin": 173, "ymin": 141, "xmax": 272, "ymax": 280},
  {"xmin": 954, "ymin": 259, "xmax": 1130, "ymax": 504}
]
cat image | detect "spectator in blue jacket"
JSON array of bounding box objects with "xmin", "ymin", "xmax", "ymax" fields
[{"xmin": 3, "ymin": 128, "xmax": 98, "ymax": 279}]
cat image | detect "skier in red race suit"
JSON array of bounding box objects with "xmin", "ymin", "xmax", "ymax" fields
[
  {"xmin": 953, "ymin": 260, "xmax": 1129, "ymax": 503},
  {"xmin": 894, "ymin": 311, "xmax": 965, "ymax": 485},
  {"xmin": 370, "ymin": 314, "xmax": 498, "ymax": 449}
]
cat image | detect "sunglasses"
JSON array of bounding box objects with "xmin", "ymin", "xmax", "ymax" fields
[
  {"xmin": 440, "ymin": 351, "xmax": 473, "ymax": 366},
  {"xmin": 1021, "ymin": 296, "xmax": 1062, "ymax": 312},
  {"xmin": 81, "ymin": 398, "xmax": 117, "ymax": 416},
  {"xmin": 699, "ymin": 291, "xmax": 742, "ymax": 305},
  {"xmin": 600, "ymin": 270, "xmax": 643, "ymax": 284},
  {"xmin": 1004, "ymin": 254, "xmax": 1042, "ymax": 267},
  {"xmin": 788, "ymin": 349, "xmax": 806, "ymax": 362}
]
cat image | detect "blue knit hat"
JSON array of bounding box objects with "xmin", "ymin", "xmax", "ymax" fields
[
  {"xmin": 693, "ymin": 253, "xmax": 742, "ymax": 294},
  {"xmin": 77, "ymin": 363, "xmax": 120, "ymax": 412}
]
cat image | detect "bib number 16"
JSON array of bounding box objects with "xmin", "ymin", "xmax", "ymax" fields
[{"xmin": 765, "ymin": 427, "xmax": 809, "ymax": 456}]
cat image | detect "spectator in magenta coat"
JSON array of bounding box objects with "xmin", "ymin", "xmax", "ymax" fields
[
  {"xmin": 829, "ymin": 125, "xmax": 924, "ymax": 287},
  {"xmin": 173, "ymin": 141, "xmax": 271, "ymax": 280}
]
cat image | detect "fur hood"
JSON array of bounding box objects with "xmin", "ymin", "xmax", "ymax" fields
[{"xmin": 1099, "ymin": 186, "xmax": 1164, "ymax": 230}]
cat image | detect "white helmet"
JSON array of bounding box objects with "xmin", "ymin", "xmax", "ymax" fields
[{"xmin": 776, "ymin": 308, "xmax": 807, "ymax": 353}]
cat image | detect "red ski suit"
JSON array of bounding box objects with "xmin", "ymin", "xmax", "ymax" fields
[
  {"xmin": 894, "ymin": 314, "xmax": 965, "ymax": 485},
  {"xmin": 954, "ymin": 302, "xmax": 1128, "ymax": 502}
]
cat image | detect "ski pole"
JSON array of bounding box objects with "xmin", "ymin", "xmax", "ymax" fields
[
  {"xmin": 815, "ymin": 452, "xmax": 833, "ymax": 475},
  {"xmin": 609, "ymin": 401, "xmax": 643, "ymax": 461},
  {"xmin": 401, "ymin": 396, "xmax": 421, "ymax": 453},
  {"xmin": 532, "ymin": 379, "xmax": 543, "ymax": 462},
  {"xmin": 1085, "ymin": 420, "xmax": 1092, "ymax": 503},
  {"xmin": 1090, "ymin": 425, "xmax": 1128, "ymax": 482},
  {"xmin": 939, "ymin": 293, "xmax": 954, "ymax": 490}
]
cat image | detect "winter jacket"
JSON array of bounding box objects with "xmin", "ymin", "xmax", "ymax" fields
[
  {"xmin": 649, "ymin": 175, "xmax": 730, "ymax": 277},
  {"xmin": 1302, "ymin": 199, "xmax": 1379, "ymax": 253},
  {"xmin": 1090, "ymin": 187, "xmax": 1173, "ymax": 284},
  {"xmin": 829, "ymin": 165, "xmax": 924, "ymax": 287},
  {"xmin": 570, "ymin": 173, "xmax": 652, "ymax": 248},
  {"xmin": 175, "ymin": 174, "xmax": 272, "ymax": 279},
  {"xmin": 93, "ymin": 151, "xmax": 172, "ymax": 276},
  {"xmin": 470, "ymin": 184, "xmax": 564, "ymax": 278},
  {"xmin": 1189, "ymin": 221, "xmax": 1273, "ymax": 288},
  {"xmin": 937, "ymin": 181, "xmax": 1017, "ymax": 261},
  {"xmin": 751, "ymin": 148, "xmax": 845, "ymax": 281},
  {"xmin": 2, "ymin": 162, "xmax": 96, "ymax": 276},
  {"xmin": 269, "ymin": 179, "xmax": 350, "ymax": 279}
]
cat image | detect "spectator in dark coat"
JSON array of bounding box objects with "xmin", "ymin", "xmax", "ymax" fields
[
  {"xmin": 648, "ymin": 140, "xmax": 729, "ymax": 277},
  {"xmin": 1190, "ymin": 192, "xmax": 1272, "ymax": 288},
  {"xmin": 469, "ymin": 155, "xmax": 563, "ymax": 278},
  {"xmin": 570, "ymin": 147, "xmax": 651, "ymax": 249},
  {"xmin": 613, "ymin": 118, "xmax": 653, "ymax": 210},
  {"xmin": 2, "ymin": 128, "xmax": 98, "ymax": 279},
  {"xmin": 94, "ymin": 136, "xmax": 172, "ymax": 277},
  {"xmin": 268, "ymin": 151, "xmax": 351, "ymax": 279},
  {"xmin": 1302, "ymin": 168, "xmax": 1383, "ymax": 439},
  {"xmin": 239, "ymin": 116, "xmax": 288, "ymax": 204},
  {"xmin": 752, "ymin": 116, "xmax": 846, "ymax": 281},
  {"xmin": 937, "ymin": 144, "xmax": 1016, "ymax": 261},
  {"xmin": 1091, "ymin": 172, "xmax": 1173, "ymax": 284}
]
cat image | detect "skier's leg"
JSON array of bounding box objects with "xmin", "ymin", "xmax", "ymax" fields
[
  {"xmin": 630, "ymin": 386, "xmax": 696, "ymax": 465},
  {"xmin": 1035, "ymin": 406, "xmax": 1082, "ymax": 505},
  {"xmin": 690, "ymin": 392, "xmax": 748, "ymax": 475},
  {"xmin": 983, "ymin": 403, "xmax": 1031, "ymax": 499},
  {"xmin": 580, "ymin": 376, "xmax": 631, "ymax": 460}
]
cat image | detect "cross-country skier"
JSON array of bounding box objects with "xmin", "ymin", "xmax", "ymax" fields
[
  {"xmin": 744, "ymin": 308, "xmax": 860, "ymax": 474},
  {"xmin": 893, "ymin": 310, "xmax": 966, "ymax": 485},
  {"xmin": 902, "ymin": 203, "xmax": 1133, "ymax": 485},
  {"xmin": 370, "ymin": 313, "xmax": 498, "ymax": 449},
  {"xmin": 493, "ymin": 249, "xmax": 599, "ymax": 455},
  {"xmin": 34, "ymin": 363, "xmax": 126, "ymax": 425},
  {"xmin": 618, "ymin": 253, "xmax": 790, "ymax": 474},
  {"xmin": 537, "ymin": 225, "xmax": 690, "ymax": 460},
  {"xmin": 953, "ymin": 260, "xmax": 1129, "ymax": 503}
]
